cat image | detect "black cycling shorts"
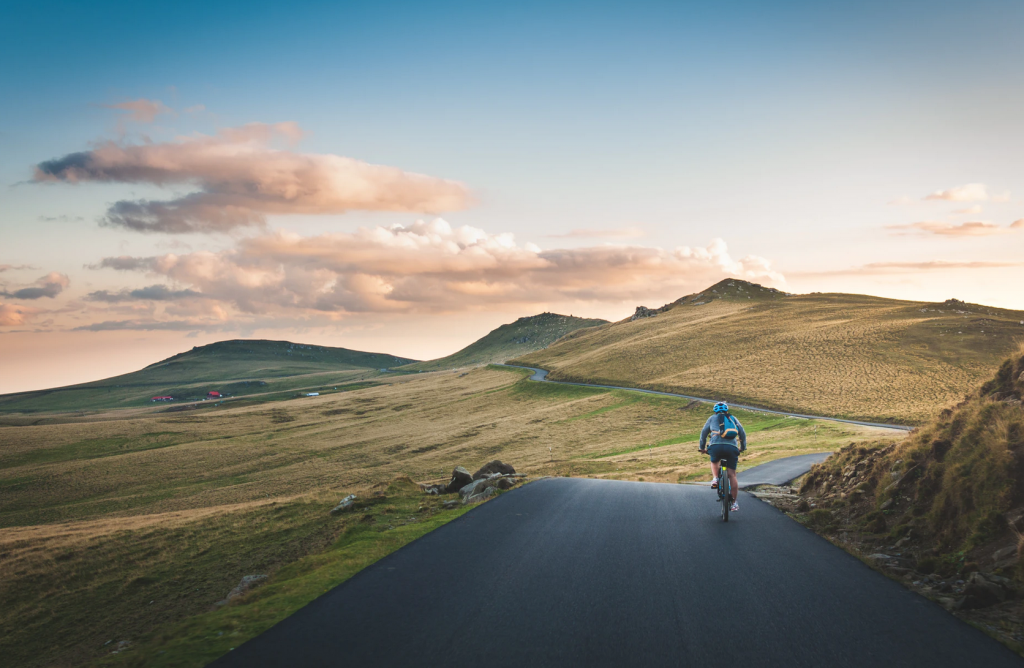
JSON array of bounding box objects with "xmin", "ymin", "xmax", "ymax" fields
[{"xmin": 708, "ymin": 443, "xmax": 740, "ymax": 470}]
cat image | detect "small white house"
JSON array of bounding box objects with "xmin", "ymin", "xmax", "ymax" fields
[{"xmin": 306, "ymin": 392, "xmax": 319, "ymax": 397}]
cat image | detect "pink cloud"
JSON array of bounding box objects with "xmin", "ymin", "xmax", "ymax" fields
[
  {"xmin": 34, "ymin": 123, "xmax": 472, "ymax": 234},
  {"xmin": 886, "ymin": 220, "xmax": 1021, "ymax": 237},
  {"xmin": 0, "ymin": 272, "xmax": 70, "ymax": 299},
  {"xmin": 88, "ymin": 220, "xmax": 784, "ymax": 321},
  {"xmin": 103, "ymin": 98, "xmax": 173, "ymax": 123},
  {"xmin": 792, "ymin": 260, "xmax": 1022, "ymax": 278},
  {"xmin": 546, "ymin": 227, "xmax": 646, "ymax": 239},
  {"xmin": 0, "ymin": 304, "xmax": 43, "ymax": 326},
  {"xmin": 924, "ymin": 183, "xmax": 989, "ymax": 202}
]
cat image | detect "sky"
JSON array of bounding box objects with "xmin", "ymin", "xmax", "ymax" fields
[{"xmin": 2, "ymin": 0, "xmax": 1023, "ymax": 393}]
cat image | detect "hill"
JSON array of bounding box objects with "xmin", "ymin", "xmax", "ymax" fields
[
  {"xmin": 513, "ymin": 279, "xmax": 1024, "ymax": 424},
  {"xmin": 397, "ymin": 312, "xmax": 607, "ymax": 372},
  {"xmin": 783, "ymin": 345, "xmax": 1024, "ymax": 650},
  {"xmin": 0, "ymin": 339, "xmax": 417, "ymax": 413}
]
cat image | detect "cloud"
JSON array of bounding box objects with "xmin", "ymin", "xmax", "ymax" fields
[
  {"xmin": 953, "ymin": 205, "xmax": 983, "ymax": 215},
  {"xmin": 91, "ymin": 219, "xmax": 784, "ymax": 318},
  {"xmin": 1013, "ymin": 219, "xmax": 1024, "ymax": 229},
  {"xmin": 0, "ymin": 264, "xmax": 36, "ymax": 272},
  {"xmin": 924, "ymin": 183, "xmax": 990, "ymax": 202},
  {"xmin": 183, "ymin": 104, "xmax": 206, "ymax": 114},
  {"xmin": 34, "ymin": 123, "xmax": 472, "ymax": 234},
  {"xmin": 793, "ymin": 260, "xmax": 1022, "ymax": 278},
  {"xmin": 0, "ymin": 272, "xmax": 70, "ymax": 299},
  {"xmin": 86, "ymin": 285, "xmax": 208, "ymax": 302},
  {"xmin": 103, "ymin": 98, "xmax": 172, "ymax": 123},
  {"xmin": 90, "ymin": 256, "xmax": 159, "ymax": 271},
  {"xmin": 38, "ymin": 215, "xmax": 85, "ymax": 222},
  {"xmin": 886, "ymin": 220, "xmax": 1022, "ymax": 237},
  {"xmin": 0, "ymin": 304, "xmax": 43, "ymax": 326},
  {"xmin": 992, "ymin": 192, "xmax": 1012, "ymax": 203},
  {"xmin": 546, "ymin": 226, "xmax": 646, "ymax": 239}
]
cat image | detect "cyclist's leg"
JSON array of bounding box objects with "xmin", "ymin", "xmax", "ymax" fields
[
  {"xmin": 708, "ymin": 444, "xmax": 723, "ymax": 484},
  {"xmin": 724, "ymin": 445, "xmax": 740, "ymax": 500}
]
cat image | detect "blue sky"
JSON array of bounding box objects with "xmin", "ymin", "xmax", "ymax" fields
[{"xmin": 1, "ymin": 0, "xmax": 1023, "ymax": 391}]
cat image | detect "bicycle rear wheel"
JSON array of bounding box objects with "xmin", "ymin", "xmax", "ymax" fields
[{"xmin": 721, "ymin": 475, "xmax": 730, "ymax": 522}]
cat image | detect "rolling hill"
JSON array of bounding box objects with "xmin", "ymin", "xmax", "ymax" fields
[
  {"xmin": 396, "ymin": 312, "xmax": 607, "ymax": 372},
  {"xmin": 0, "ymin": 339, "xmax": 417, "ymax": 414},
  {"xmin": 512, "ymin": 279, "xmax": 1024, "ymax": 424}
]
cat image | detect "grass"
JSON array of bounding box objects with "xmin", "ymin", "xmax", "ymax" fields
[
  {"xmin": 513, "ymin": 279, "xmax": 1024, "ymax": 424},
  {"xmin": 397, "ymin": 312, "xmax": 607, "ymax": 372},
  {"xmin": 800, "ymin": 344, "xmax": 1024, "ymax": 567},
  {"xmin": 0, "ymin": 365, "xmax": 900, "ymax": 666}
]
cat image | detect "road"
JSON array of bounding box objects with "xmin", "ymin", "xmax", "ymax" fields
[
  {"xmin": 496, "ymin": 364, "xmax": 914, "ymax": 432},
  {"xmin": 736, "ymin": 452, "xmax": 833, "ymax": 488},
  {"xmin": 213, "ymin": 478, "xmax": 1022, "ymax": 667}
]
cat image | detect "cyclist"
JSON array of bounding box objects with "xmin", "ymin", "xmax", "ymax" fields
[{"xmin": 699, "ymin": 402, "xmax": 747, "ymax": 512}]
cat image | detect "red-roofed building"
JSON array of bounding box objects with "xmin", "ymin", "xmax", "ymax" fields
[{"xmin": 207, "ymin": 391, "xmax": 222, "ymax": 398}]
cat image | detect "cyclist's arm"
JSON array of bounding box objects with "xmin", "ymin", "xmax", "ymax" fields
[
  {"xmin": 699, "ymin": 421, "xmax": 710, "ymax": 450},
  {"xmin": 735, "ymin": 418, "xmax": 747, "ymax": 451}
]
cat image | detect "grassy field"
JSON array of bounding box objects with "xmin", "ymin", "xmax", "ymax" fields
[
  {"xmin": 397, "ymin": 312, "xmax": 607, "ymax": 372},
  {"xmin": 514, "ymin": 279, "xmax": 1024, "ymax": 425},
  {"xmin": 0, "ymin": 366, "xmax": 899, "ymax": 666},
  {"xmin": 0, "ymin": 339, "xmax": 414, "ymax": 414}
]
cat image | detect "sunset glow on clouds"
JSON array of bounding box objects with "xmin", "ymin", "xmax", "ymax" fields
[
  {"xmin": 34, "ymin": 122, "xmax": 472, "ymax": 234},
  {"xmin": 79, "ymin": 220, "xmax": 781, "ymax": 330},
  {"xmin": 887, "ymin": 220, "xmax": 1024, "ymax": 237}
]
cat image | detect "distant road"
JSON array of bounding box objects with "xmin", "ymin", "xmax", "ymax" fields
[
  {"xmin": 736, "ymin": 452, "xmax": 833, "ymax": 487},
  {"xmin": 496, "ymin": 364, "xmax": 914, "ymax": 432},
  {"xmin": 213, "ymin": 478, "xmax": 1021, "ymax": 667}
]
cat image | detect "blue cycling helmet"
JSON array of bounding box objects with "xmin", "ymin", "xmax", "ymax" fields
[{"xmin": 713, "ymin": 402, "xmax": 729, "ymax": 413}]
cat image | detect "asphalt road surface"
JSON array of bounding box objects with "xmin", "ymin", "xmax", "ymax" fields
[
  {"xmin": 496, "ymin": 364, "xmax": 913, "ymax": 432},
  {"xmin": 736, "ymin": 452, "xmax": 833, "ymax": 488},
  {"xmin": 213, "ymin": 478, "xmax": 1022, "ymax": 667}
]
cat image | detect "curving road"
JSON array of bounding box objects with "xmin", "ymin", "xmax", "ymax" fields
[
  {"xmin": 213, "ymin": 477, "xmax": 1022, "ymax": 667},
  {"xmin": 496, "ymin": 364, "xmax": 914, "ymax": 432}
]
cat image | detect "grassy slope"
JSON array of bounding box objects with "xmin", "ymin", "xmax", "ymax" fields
[
  {"xmin": 800, "ymin": 345, "xmax": 1024, "ymax": 569},
  {"xmin": 397, "ymin": 312, "xmax": 607, "ymax": 372},
  {"xmin": 777, "ymin": 346, "xmax": 1024, "ymax": 652},
  {"xmin": 0, "ymin": 339, "xmax": 417, "ymax": 414},
  {"xmin": 514, "ymin": 279, "xmax": 1024, "ymax": 424},
  {"xmin": 0, "ymin": 366, "xmax": 898, "ymax": 666}
]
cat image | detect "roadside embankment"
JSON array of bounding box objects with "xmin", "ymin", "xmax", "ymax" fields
[{"xmin": 754, "ymin": 344, "xmax": 1024, "ymax": 654}]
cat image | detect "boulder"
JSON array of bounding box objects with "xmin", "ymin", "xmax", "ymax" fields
[
  {"xmin": 992, "ymin": 546, "xmax": 1017, "ymax": 563},
  {"xmin": 496, "ymin": 477, "xmax": 517, "ymax": 490},
  {"xmin": 330, "ymin": 494, "xmax": 357, "ymax": 514},
  {"xmin": 214, "ymin": 574, "xmax": 268, "ymax": 607},
  {"xmin": 957, "ymin": 572, "xmax": 1007, "ymax": 610},
  {"xmin": 472, "ymin": 460, "xmax": 516, "ymax": 480},
  {"xmin": 445, "ymin": 467, "xmax": 474, "ymax": 494},
  {"xmin": 463, "ymin": 486, "xmax": 497, "ymax": 505},
  {"xmin": 459, "ymin": 478, "xmax": 494, "ymax": 498}
]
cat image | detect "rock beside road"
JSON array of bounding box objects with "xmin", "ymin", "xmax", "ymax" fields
[
  {"xmin": 445, "ymin": 467, "xmax": 474, "ymax": 493},
  {"xmin": 214, "ymin": 574, "xmax": 268, "ymax": 608},
  {"xmin": 330, "ymin": 494, "xmax": 357, "ymax": 514},
  {"xmin": 472, "ymin": 460, "xmax": 516, "ymax": 480}
]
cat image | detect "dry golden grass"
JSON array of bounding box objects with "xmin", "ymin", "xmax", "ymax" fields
[
  {"xmin": 0, "ymin": 365, "xmax": 901, "ymax": 666},
  {"xmin": 515, "ymin": 287, "xmax": 1024, "ymax": 424}
]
